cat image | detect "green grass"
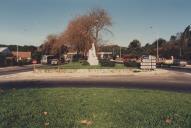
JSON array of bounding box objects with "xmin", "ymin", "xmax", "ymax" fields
[
  {"xmin": 39, "ymin": 62, "xmax": 129, "ymax": 69},
  {"xmin": 0, "ymin": 88, "xmax": 191, "ymax": 128}
]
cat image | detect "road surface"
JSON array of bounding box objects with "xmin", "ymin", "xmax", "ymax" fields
[
  {"xmin": 0, "ymin": 65, "xmax": 191, "ymax": 92},
  {"xmin": 0, "ymin": 70, "xmax": 191, "ymax": 92},
  {"xmin": 161, "ymin": 66, "xmax": 191, "ymax": 73},
  {"xmin": 0, "ymin": 65, "xmax": 40, "ymax": 75},
  {"xmin": 0, "ymin": 78, "xmax": 191, "ymax": 92}
]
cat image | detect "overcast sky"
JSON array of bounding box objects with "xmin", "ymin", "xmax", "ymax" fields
[{"xmin": 0, "ymin": 0, "xmax": 191, "ymax": 46}]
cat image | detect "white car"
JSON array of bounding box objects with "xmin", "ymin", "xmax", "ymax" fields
[
  {"xmin": 51, "ymin": 59, "xmax": 59, "ymax": 65},
  {"xmin": 41, "ymin": 55, "xmax": 54, "ymax": 64},
  {"xmin": 174, "ymin": 60, "xmax": 187, "ymax": 67},
  {"xmin": 179, "ymin": 61, "xmax": 187, "ymax": 67}
]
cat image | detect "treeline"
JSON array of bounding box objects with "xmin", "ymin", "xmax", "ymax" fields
[
  {"xmin": 100, "ymin": 26, "xmax": 191, "ymax": 60},
  {"xmin": 101, "ymin": 38, "xmax": 191, "ymax": 60},
  {"xmin": 0, "ymin": 44, "xmax": 37, "ymax": 52}
]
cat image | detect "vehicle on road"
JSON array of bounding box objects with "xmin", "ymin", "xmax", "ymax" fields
[
  {"xmin": 41, "ymin": 55, "xmax": 55, "ymax": 65},
  {"xmin": 174, "ymin": 59, "xmax": 188, "ymax": 67},
  {"xmin": 51, "ymin": 59, "xmax": 59, "ymax": 65}
]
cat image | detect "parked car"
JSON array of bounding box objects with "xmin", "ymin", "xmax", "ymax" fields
[
  {"xmin": 123, "ymin": 55, "xmax": 139, "ymax": 62},
  {"xmin": 51, "ymin": 59, "xmax": 59, "ymax": 65},
  {"xmin": 174, "ymin": 59, "xmax": 187, "ymax": 67},
  {"xmin": 41, "ymin": 55, "xmax": 55, "ymax": 64}
]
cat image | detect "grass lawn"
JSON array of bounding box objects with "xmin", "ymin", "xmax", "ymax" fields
[
  {"xmin": 39, "ymin": 62, "xmax": 129, "ymax": 69},
  {"xmin": 0, "ymin": 88, "xmax": 191, "ymax": 128}
]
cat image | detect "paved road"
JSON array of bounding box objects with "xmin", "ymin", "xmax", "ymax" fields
[
  {"xmin": 0, "ymin": 73, "xmax": 191, "ymax": 92},
  {"xmin": 0, "ymin": 79, "xmax": 191, "ymax": 92},
  {"xmin": 161, "ymin": 66, "xmax": 191, "ymax": 74},
  {"xmin": 0, "ymin": 65, "xmax": 40, "ymax": 75},
  {"xmin": 0, "ymin": 65, "xmax": 191, "ymax": 92}
]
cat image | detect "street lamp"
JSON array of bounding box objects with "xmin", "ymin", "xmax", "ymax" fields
[
  {"xmin": 156, "ymin": 35, "xmax": 159, "ymax": 62},
  {"xmin": 16, "ymin": 45, "xmax": 19, "ymax": 63},
  {"xmin": 120, "ymin": 46, "xmax": 121, "ymax": 59},
  {"xmin": 149, "ymin": 26, "xmax": 159, "ymax": 62},
  {"xmin": 95, "ymin": 20, "xmax": 99, "ymax": 45},
  {"xmin": 17, "ymin": 28, "xmax": 27, "ymax": 63}
]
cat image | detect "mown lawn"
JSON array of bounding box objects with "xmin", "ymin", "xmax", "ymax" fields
[
  {"xmin": 39, "ymin": 62, "xmax": 128, "ymax": 69},
  {"xmin": 0, "ymin": 88, "xmax": 191, "ymax": 128}
]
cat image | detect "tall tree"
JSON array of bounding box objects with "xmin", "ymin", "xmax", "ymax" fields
[
  {"xmin": 128, "ymin": 40, "xmax": 141, "ymax": 49},
  {"xmin": 40, "ymin": 8, "xmax": 112, "ymax": 56},
  {"xmin": 128, "ymin": 40, "xmax": 143, "ymax": 56},
  {"xmin": 40, "ymin": 34, "xmax": 58, "ymax": 54},
  {"xmin": 89, "ymin": 8, "xmax": 112, "ymax": 45},
  {"xmin": 170, "ymin": 35, "xmax": 176, "ymax": 42}
]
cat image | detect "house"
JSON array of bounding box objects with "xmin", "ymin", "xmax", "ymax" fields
[
  {"xmin": 97, "ymin": 52, "xmax": 112, "ymax": 59},
  {"xmin": 12, "ymin": 51, "xmax": 31, "ymax": 61},
  {"xmin": 0, "ymin": 47, "xmax": 11, "ymax": 55},
  {"xmin": 0, "ymin": 47, "xmax": 13, "ymax": 66}
]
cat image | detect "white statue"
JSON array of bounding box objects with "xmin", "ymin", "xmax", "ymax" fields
[{"xmin": 87, "ymin": 43, "xmax": 99, "ymax": 65}]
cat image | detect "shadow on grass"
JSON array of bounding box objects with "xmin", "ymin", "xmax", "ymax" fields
[{"xmin": 0, "ymin": 80, "xmax": 191, "ymax": 93}]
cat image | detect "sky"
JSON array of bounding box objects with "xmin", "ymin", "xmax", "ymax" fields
[{"xmin": 0, "ymin": 0, "xmax": 191, "ymax": 46}]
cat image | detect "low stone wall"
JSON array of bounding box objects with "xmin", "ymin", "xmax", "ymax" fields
[
  {"xmin": 34, "ymin": 68, "xmax": 166, "ymax": 76},
  {"xmin": 35, "ymin": 68, "xmax": 140, "ymax": 75}
]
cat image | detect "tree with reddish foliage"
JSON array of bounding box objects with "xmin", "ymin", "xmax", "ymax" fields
[
  {"xmin": 62, "ymin": 8, "xmax": 112, "ymax": 55},
  {"xmin": 40, "ymin": 8, "xmax": 112, "ymax": 56},
  {"xmin": 40, "ymin": 34, "xmax": 58, "ymax": 55}
]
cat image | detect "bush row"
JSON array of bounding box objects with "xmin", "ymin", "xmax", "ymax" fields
[
  {"xmin": 124, "ymin": 61, "xmax": 140, "ymax": 67},
  {"xmin": 79, "ymin": 60, "xmax": 90, "ymax": 66},
  {"xmin": 99, "ymin": 59, "xmax": 115, "ymax": 67},
  {"xmin": 17, "ymin": 60, "xmax": 32, "ymax": 66},
  {"xmin": 78, "ymin": 59, "xmax": 140, "ymax": 68},
  {"xmin": 100, "ymin": 59, "xmax": 140, "ymax": 68}
]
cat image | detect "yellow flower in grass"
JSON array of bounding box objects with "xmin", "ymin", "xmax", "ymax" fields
[
  {"xmin": 43, "ymin": 111, "xmax": 48, "ymax": 116},
  {"xmin": 44, "ymin": 122, "xmax": 49, "ymax": 127},
  {"xmin": 80, "ymin": 119, "xmax": 93, "ymax": 126}
]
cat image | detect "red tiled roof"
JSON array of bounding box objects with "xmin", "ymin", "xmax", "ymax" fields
[{"xmin": 12, "ymin": 52, "xmax": 31, "ymax": 59}]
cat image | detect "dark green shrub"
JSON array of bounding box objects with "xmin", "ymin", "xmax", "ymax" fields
[
  {"xmin": 72, "ymin": 54, "xmax": 85, "ymax": 62},
  {"xmin": 124, "ymin": 61, "xmax": 140, "ymax": 68},
  {"xmin": 80, "ymin": 60, "xmax": 90, "ymax": 66},
  {"xmin": 17, "ymin": 60, "xmax": 29, "ymax": 66},
  {"xmin": 100, "ymin": 59, "xmax": 115, "ymax": 67},
  {"xmin": 159, "ymin": 63, "xmax": 172, "ymax": 68},
  {"xmin": 0, "ymin": 54, "xmax": 6, "ymax": 66}
]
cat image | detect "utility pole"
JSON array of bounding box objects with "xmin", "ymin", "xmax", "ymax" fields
[
  {"xmin": 95, "ymin": 20, "xmax": 99, "ymax": 45},
  {"xmin": 16, "ymin": 44, "xmax": 19, "ymax": 63},
  {"xmin": 149, "ymin": 26, "xmax": 159, "ymax": 62},
  {"xmin": 120, "ymin": 46, "xmax": 121, "ymax": 59},
  {"xmin": 58, "ymin": 46, "xmax": 62, "ymax": 72},
  {"xmin": 156, "ymin": 35, "xmax": 159, "ymax": 62},
  {"xmin": 180, "ymin": 48, "xmax": 182, "ymax": 58},
  {"xmin": 112, "ymin": 47, "xmax": 114, "ymax": 56}
]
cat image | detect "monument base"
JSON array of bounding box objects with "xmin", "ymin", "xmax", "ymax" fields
[{"xmin": 88, "ymin": 58, "xmax": 99, "ymax": 65}]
